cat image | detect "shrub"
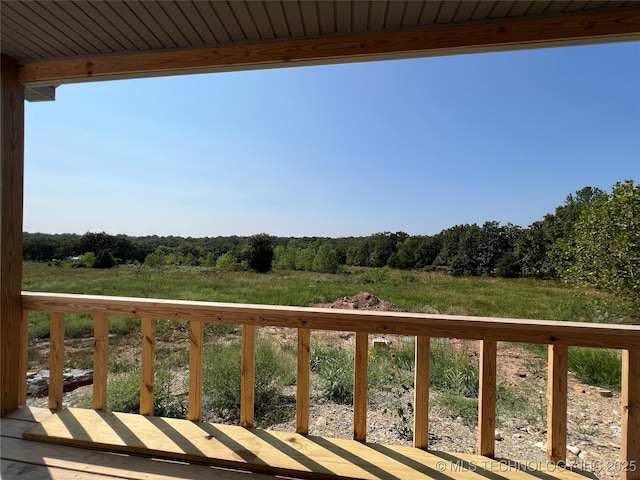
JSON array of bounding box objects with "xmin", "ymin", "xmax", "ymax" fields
[
  {"xmin": 104, "ymin": 369, "xmax": 187, "ymax": 418},
  {"xmin": 215, "ymin": 252, "xmax": 236, "ymax": 271},
  {"xmin": 94, "ymin": 249, "xmax": 116, "ymax": 269},
  {"xmin": 203, "ymin": 339, "xmax": 295, "ymax": 426},
  {"xmin": 430, "ymin": 340, "xmax": 479, "ymax": 397},
  {"xmin": 245, "ymin": 234, "xmax": 274, "ymax": 273},
  {"xmin": 569, "ymin": 347, "xmax": 621, "ymax": 391},
  {"xmin": 312, "ymin": 344, "xmax": 354, "ymax": 404}
]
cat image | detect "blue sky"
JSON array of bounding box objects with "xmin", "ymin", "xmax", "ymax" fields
[{"xmin": 24, "ymin": 41, "xmax": 639, "ymax": 238}]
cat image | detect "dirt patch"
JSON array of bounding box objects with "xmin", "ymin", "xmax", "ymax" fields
[{"xmin": 316, "ymin": 292, "xmax": 403, "ymax": 312}]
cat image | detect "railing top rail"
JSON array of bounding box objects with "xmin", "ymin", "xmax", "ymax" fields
[{"xmin": 21, "ymin": 291, "xmax": 640, "ymax": 349}]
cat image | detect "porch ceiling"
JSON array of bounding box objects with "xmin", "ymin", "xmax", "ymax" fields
[
  {"xmin": 2, "ymin": 1, "xmax": 640, "ymax": 64},
  {"xmin": 3, "ymin": 1, "xmax": 640, "ymax": 100}
]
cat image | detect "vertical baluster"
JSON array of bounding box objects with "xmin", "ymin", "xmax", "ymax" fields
[
  {"xmin": 353, "ymin": 332, "xmax": 368, "ymax": 442},
  {"xmin": 241, "ymin": 324, "xmax": 256, "ymax": 428},
  {"xmin": 478, "ymin": 340, "xmax": 497, "ymax": 457},
  {"xmin": 49, "ymin": 312, "xmax": 65, "ymax": 410},
  {"xmin": 413, "ymin": 335, "xmax": 430, "ymax": 449},
  {"xmin": 296, "ymin": 327, "xmax": 310, "ymax": 434},
  {"xmin": 188, "ymin": 320, "xmax": 204, "ymax": 421},
  {"xmin": 92, "ymin": 314, "xmax": 109, "ymax": 411},
  {"xmin": 547, "ymin": 344, "xmax": 568, "ymax": 463},
  {"xmin": 622, "ymin": 349, "xmax": 640, "ymax": 480},
  {"xmin": 140, "ymin": 317, "xmax": 155, "ymax": 416},
  {"xmin": 19, "ymin": 310, "xmax": 29, "ymax": 405}
]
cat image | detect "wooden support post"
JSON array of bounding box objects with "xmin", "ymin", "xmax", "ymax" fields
[
  {"xmin": 296, "ymin": 328, "xmax": 310, "ymax": 434},
  {"xmin": 92, "ymin": 315, "xmax": 109, "ymax": 411},
  {"xmin": 622, "ymin": 349, "xmax": 640, "ymax": 480},
  {"xmin": 140, "ymin": 318, "xmax": 155, "ymax": 416},
  {"xmin": 353, "ymin": 332, "xmax": 368, "ymax": 442},
  {"xmin": 188, "ymin": 320, "xmax": 204, "ymax": 421},
  {"xmin": 49, "ymin": 312, "xmax": 65, "ymax": 410},
  {"xmin": 1, "ymin": 54, "xmax": 25, "ymax": 417},
  {"xmin": 478, "ymin": 340, "xmax": 497, "ymax": 457},
  {"xmin": 241, "ymin": 324, "xmax": 255, "ymax": 428},
  {"xmin": 18, "ymin": 310, "xmax": 29, "ymax": 405},
  {"xmin": 547, "ymin": 344, "xmax": 568, "ymax": 463},
  {"xmin": 413, "ymin": 335, "xmax": 430, "ymax": 449}
]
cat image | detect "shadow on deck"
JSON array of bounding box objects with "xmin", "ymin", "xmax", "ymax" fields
[{"xmin": 1, "ymin": 407, "xmax": 596, "ymax": 480}]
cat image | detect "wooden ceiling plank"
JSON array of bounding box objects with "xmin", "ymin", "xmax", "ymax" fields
[
  {"xmin": 263, "ymin": 1, "xmax": 291, "ymax": 37},
  {"xmin": 469, "ymin": 1, "xmax": 498, "ymax": 21},
  {"xmin": 524, "ymin": 1, "xmax": 553, "ymax": 15},
  {"xmin": 400, "ymin": 1, "xmax": 424, "ymax": 28},
  {"xmin": 436, "ymin": 1, "xmax": 462, "ymax": 24},
  {"xmin": 141, "ymin": 1, "xmax": 190, "ymax": 47},
  {"xmin": 368, "ymin": 0, "xmax": 388, "ymax": 30},
  {"xmin": 507, "ymin": 1, "xmax": 535, "ymax": 17},
  {"xmin": 210, "ymin": 2, "xmax": 247, "ymax": 41},
  {"xmin": 564, "ymin": 1, "xmax": 593, "ymax": 11},
  {"xmin": 316, "ymin": 0, "xmax": 336, "ymax": 34},
  {"xmin": 106, "ymin": 1, "xmax": 164, "ymax": 50},
  {"xmin": 125, "ymin": 2, "xmax": 178, "ymax": 49},
  {"xmin": 453, "ymin": 1, "xmax": 480, "ymax": 22},
  {"xmin": 1, "ymin": 20, "xmax": 61, "ymax": 59},
  {"xmin": 56, "ymin": 0, "xmax": 127, "ymax": 52},
  {"xmin": 37, "ymin": 1, "xmax": 115, "ymax": 53},
  {"xmin": 280, "ymin": 1, "xmax": 305, "ymax": 37},
  {"xmin": 384, "ymin": 0, "xmax": 407, "ymax": 29},
  {"xmin": 246, "ymin": 1, "xmax": 277, "ymax": 39},
  {"xmin": 335, "ymin": 0, "xmax": 353, "ymax": 32},
  {"xmin": 351, "ymin": 1, "xmax": 370, "ymax": 32},
  {"xmin": 18, "ymin": 8, "xmax": 640, "ymax": 87},
  {"xmin": 175, "ymin": 1, "xmax": 218, "ymax": 45},
  {"xmin": 80, "ymin": 1, "xmax": 150, "ymax": 51},
  {"xmin": 545, "ymin": 1, "xmax": 574, "ymax": 15},
  {"xmin": 587, "ymin": 1, "xmax": 612, "ymax": 7},
  {"xmin": 418, "ymin": 0, "xmax": 442, "ymax": 24},
  {"xmin": 228, "ymin": 1, "xmax": 261, "ymax": 40},
  {"xmin": 192, "ymin": 1, "xmax": 232, "ymax": 45},
  {"xmin": 73, "ymin": 2, "xmax": 138, "ymax": 51},
  {"xmin": 4, "ymin": 2, "xmax": 87, "ymax": 56},
  {"xmin": 0, "ymin": 28, "xmax": 47, "ymax": 61},
  {"xmin": 159, "ymin": 1, "xmax": 206, "ymax": 46},
  {"xmin": 299, "ymin": 1, "xmax": 321, "ymax": 36},
  {"xmin": 489, "ymin": 1, "xmax": 517, "ymax": 19}
]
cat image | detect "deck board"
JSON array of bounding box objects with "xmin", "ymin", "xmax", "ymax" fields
[
  {"xmin": 19, "ymin": 408, "xmax": 593, "ymax": 480},
  {"xmin": 0, "ymin": 408, "xmax": 282, "ymax": 480}
]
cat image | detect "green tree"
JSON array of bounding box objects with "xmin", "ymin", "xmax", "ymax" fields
[
  {"xmin": 312, "ymin": 244, "xmax": 340, "ymax": 273},
  {"xmin": 93, "ymin": 249, "xmax": 115, "ymax": 269},
  {"xmin": 245, "ymin": 234, "xmax": 274, "ymax": 273},
  {"xmin": 561, "ymin": 180, "xmax": 639, "ymax": 300}
]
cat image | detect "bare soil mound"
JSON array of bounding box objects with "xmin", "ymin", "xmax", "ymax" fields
[{"xmin": 323, "ymin": 292, "xmax": 402, "ymax": 312}]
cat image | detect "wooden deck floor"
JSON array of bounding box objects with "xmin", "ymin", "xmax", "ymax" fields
[{"xmin": 2, "ymin": 407, "xmax": 596, "ymax": 480}]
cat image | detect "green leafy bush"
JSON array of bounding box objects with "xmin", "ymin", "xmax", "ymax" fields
[
  {"xmin": 312, "ymin": 344, "xmax": 354, "ymax": 404},
  {"xmin": 203, "ymin": 339, "xmax": 295, "ymax": 426}
]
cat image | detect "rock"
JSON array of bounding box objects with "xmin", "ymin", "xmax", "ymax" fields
[
  {"xmin": 315, "ymin": 416, "xmax": 327, "ymax": 427},
  {"xmin": 573, "ymin": 386, "xmax": 586, "ymax": 393},
  {"xmin": 495, "ymin": 431, "xmax": 504, "ymax": 441},
  {"xmin": 535, "ymin": 441, "xmax": 546, "ymax": 451},
  {"xmin": 609, "ymin": 424, "xmax": 622, "ymax": 436},
  {"xmin": 578, "ymin": 451, "xmax": 589, "ymax": 460},
  {"xmin": 513, "ymin": 434, "xmax": 522, "ymax": 439},
  {"xmin": 597, "ymin": 389, "xmax": 613, "ymax": 398},
  {"xmin": 516, "ymin": 371, "xmax": 527, "ymax": 378},
  {"xmin": 567, "ymin": 445, "xmax": 580, "ymax": 455}
]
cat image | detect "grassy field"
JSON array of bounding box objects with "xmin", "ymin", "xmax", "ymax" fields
[
  {"xmin": 23, "ymin": 262, "xmax": 638, "ymax": 423},
  {"xmin": 23, "ymin": 262, "xmax": 639, "ymax": 323}
]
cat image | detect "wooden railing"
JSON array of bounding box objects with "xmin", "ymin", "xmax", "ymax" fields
[{"xmin": 20, "ymin": 291, "xmax": 640, "ymax": 479}]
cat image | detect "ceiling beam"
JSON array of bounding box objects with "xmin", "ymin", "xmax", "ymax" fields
[{"xmin": 18, "ymin": 9, "xmax": 640, "ymax": 87}]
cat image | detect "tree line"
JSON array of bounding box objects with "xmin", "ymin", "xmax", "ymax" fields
[{"xmin": 23, "ymin": 180, "xmax": 638, "ymax": 300}]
